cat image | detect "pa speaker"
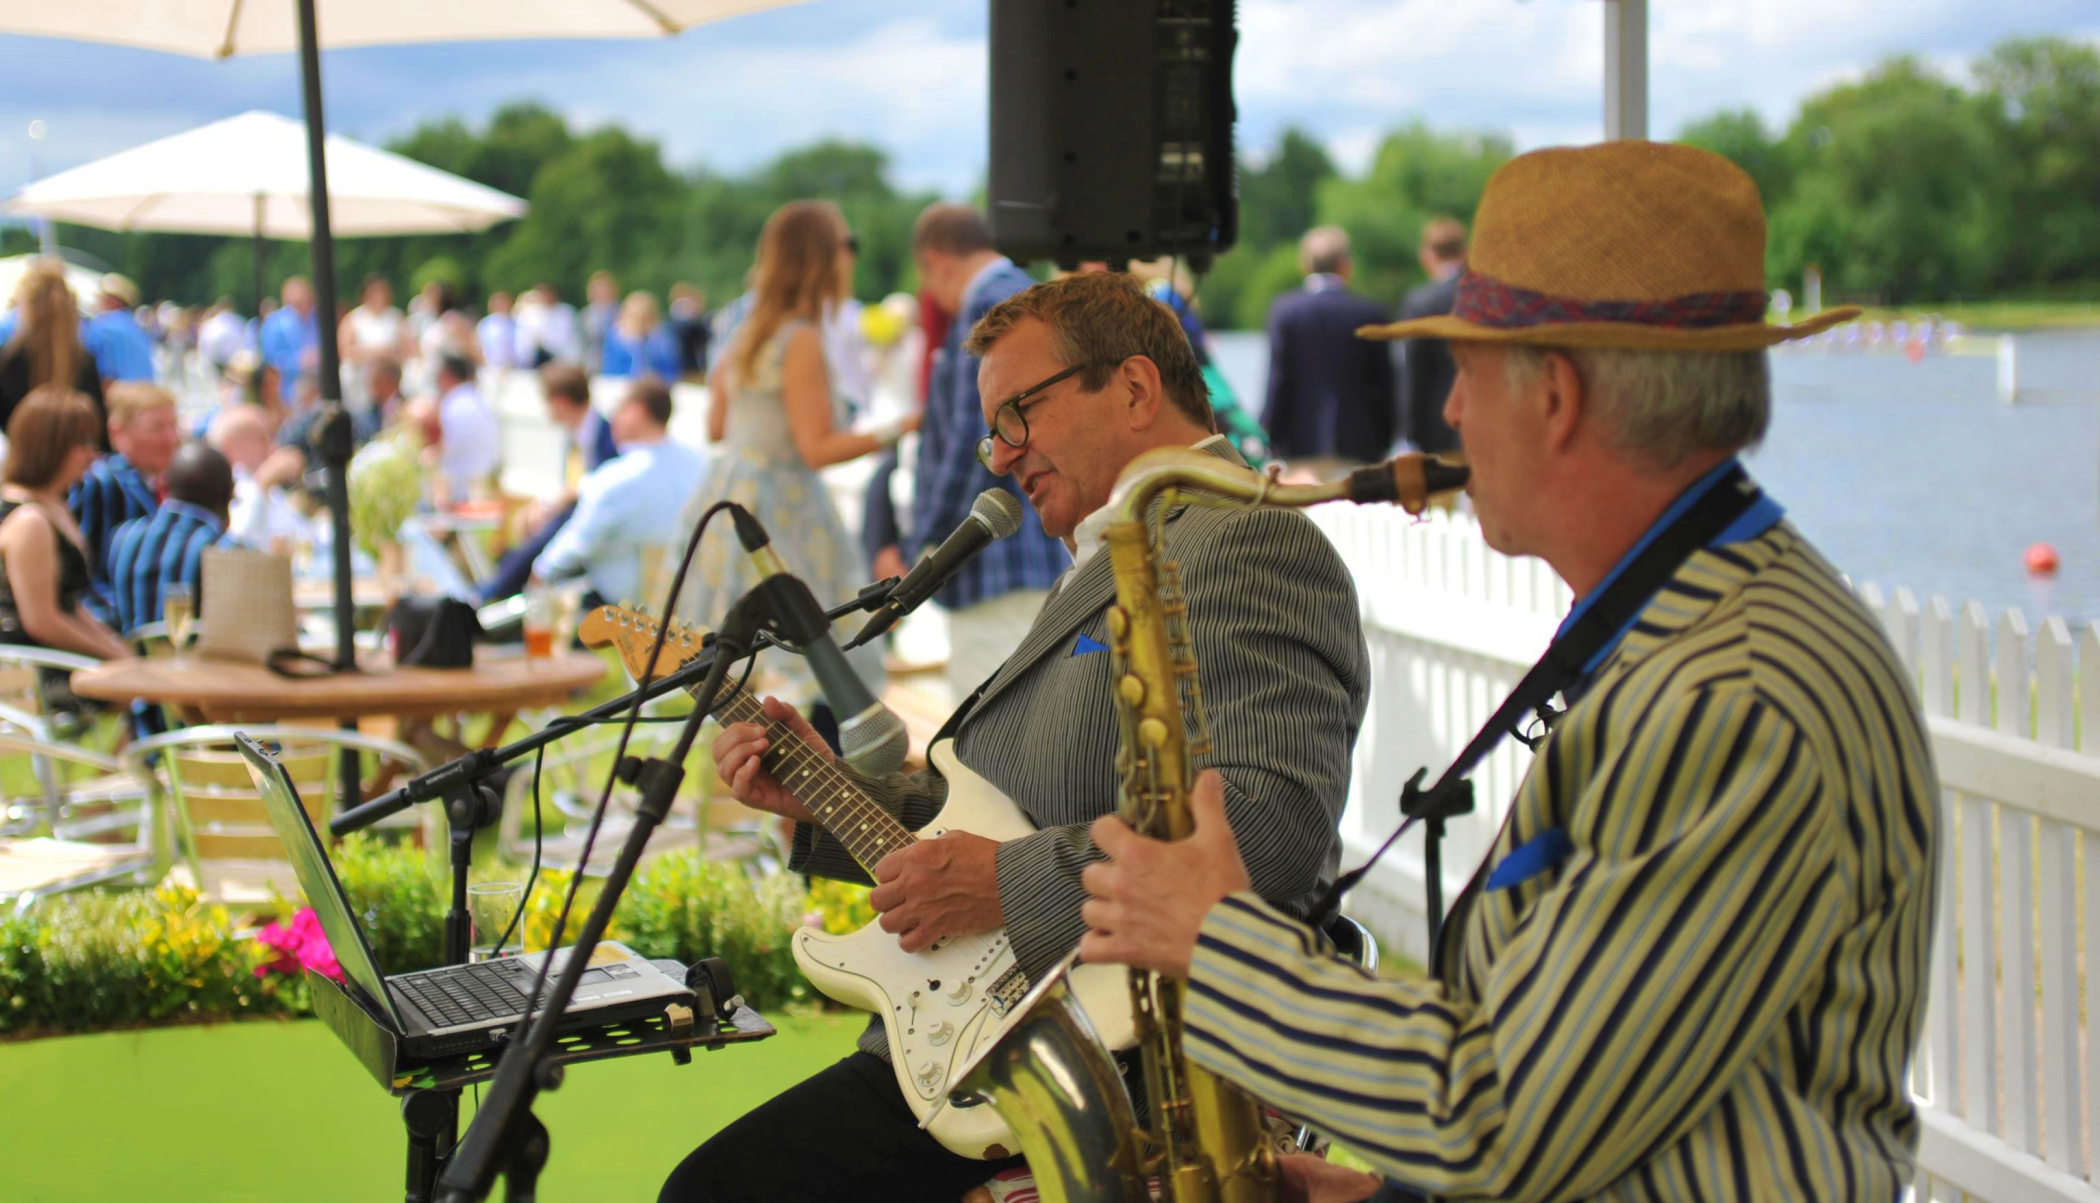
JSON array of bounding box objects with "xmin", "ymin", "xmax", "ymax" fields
[{"xmin": 988, "ymin": 0, "xmax": 1238, "ymax": 272}]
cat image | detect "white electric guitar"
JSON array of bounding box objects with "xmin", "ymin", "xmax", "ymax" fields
[{"xmin": 581, "ymin": 604, "xmax": 1135, "ymax": 1159}]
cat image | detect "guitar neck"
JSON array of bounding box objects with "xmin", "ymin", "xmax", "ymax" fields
[{"xmin": 703, "ymin": 679, "xmax": 915, "ymax": 871}]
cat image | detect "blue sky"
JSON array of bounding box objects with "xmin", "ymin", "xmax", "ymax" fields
[{"xmin": 0, "ymin": 0, "xmax": 2094, "ymax": 198}]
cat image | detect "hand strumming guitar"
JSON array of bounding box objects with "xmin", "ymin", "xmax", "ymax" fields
[{"xmin": 711, "ymin": 694, "xmax": 823, "ymax": 826}]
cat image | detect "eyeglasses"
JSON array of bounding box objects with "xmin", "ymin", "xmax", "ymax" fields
[{"xmin": 975, "ymin": 363, "xmax": 1093, "ymax": 471}]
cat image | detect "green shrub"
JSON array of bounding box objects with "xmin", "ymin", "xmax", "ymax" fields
[
  {"xmin": 620, "ymin": 853, "xmax": 811, "ymax": 1009},
  {"xmin": 331, "ymin": 833, "xmax": 447, "ymax": 974},
  {"xmin": 2, "ymin": 836, "xmax": 849, "ymax": 1037},
  {"xmin": 0, "ymin": 886, "xmax": 294, "ymax": 1036}
]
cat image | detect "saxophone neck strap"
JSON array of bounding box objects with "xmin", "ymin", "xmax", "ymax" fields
[{"xmin": 1312, "ymin": 463, "xmax": 1769, "ymax": 925}]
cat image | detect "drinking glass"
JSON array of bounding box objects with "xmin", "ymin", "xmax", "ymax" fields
[
  {"xmin": 523, "ymin": 582, "xmax": 555, "ymax": 663},
  {"xmin": 162, "ymin": 583, "xmax": 194, "ymax": 649},
  {"xmin": 468, "ymin": 880, "xmax": 526, "ymax": 962}
]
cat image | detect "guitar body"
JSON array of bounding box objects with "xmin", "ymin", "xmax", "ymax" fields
[
  {"xmin": 792, "ymin": 740, "xmax": 1136, "ymax": 1160},
  {"xmin": 573, "ymin": 607, "xmax": 1132, "ymax": 1162}
]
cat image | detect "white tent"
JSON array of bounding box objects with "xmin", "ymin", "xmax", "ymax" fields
[{"xmin": 2, "ymin": 111, "xmax": 525, "ymax": 239}]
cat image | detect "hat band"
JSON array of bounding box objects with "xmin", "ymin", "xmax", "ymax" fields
[{"xmin": 1453, "ymin": 269, "xmax": 1768, "ymax": 331}]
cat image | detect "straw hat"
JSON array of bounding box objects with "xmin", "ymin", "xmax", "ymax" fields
[
  {"xmin": 98, "ymin": 272, "xmax": 140, "ymax": 307},
  {"xmin": 1359, "ymin": 141, "xmax": 1858, "ymax": 352}
]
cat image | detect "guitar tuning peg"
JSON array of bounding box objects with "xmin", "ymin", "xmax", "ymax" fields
[{"xmin": 617, "ymin": 598, "xmax": 634, "ymax": 612}]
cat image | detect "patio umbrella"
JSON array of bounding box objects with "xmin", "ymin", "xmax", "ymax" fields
[
  {"xmin": 0, "ymin": 0, "xmax": 809, "ymax": 692},
  {"xmin": 3, "ymin": 110, "xmax": 527, "ymax": 314}
]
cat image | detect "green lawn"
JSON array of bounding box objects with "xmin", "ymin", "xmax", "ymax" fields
[{"xmin": 0, "ymin": 1010, "xmax": 863, "ymax": 1202}]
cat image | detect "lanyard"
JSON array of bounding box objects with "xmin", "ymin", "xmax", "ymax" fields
[{"xmin": 1308, "ymin": 463, "xmax": 1770, "ymax": 928}]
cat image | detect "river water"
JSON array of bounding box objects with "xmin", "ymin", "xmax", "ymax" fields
[{"xmin": 1208, "ymin": 330, "xmax": 2100, "ymax": 631}]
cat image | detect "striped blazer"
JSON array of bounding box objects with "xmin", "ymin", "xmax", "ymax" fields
[
  {"xmin": 794, "ymin": 442, "xmax": 1372, "ymax": 1060},
  {"xmin": 69, "ymin": 453, "xmax": 157, "ymax": 598},
  {"xmin": 1185, "ymin": 522, "xmax": 1937, "ymax": 1201},
  {"xmin": 106, "ymin": 500, "xmax": 230, "ymax": 636}
]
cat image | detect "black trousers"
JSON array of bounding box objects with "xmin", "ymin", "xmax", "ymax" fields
[{"xmin": 658, "ymin": 1051, "xmax": 1022, "ymax": 1202}]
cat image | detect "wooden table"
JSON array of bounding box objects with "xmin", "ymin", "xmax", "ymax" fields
[{"xmin": 70, "ymin": 650, "xmax": 605, "ymax": 726}]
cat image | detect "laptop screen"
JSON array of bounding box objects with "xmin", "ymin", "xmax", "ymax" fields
[{"xmin": 237, "ymin": 733, "xmax": 404, "ymax": 1028}]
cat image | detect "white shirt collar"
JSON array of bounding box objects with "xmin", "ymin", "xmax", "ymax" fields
[
  {"xmin": 1060, "ymin": 433, "xmax": 1231, "ymax": 582},
  {"xmin": 1304, "ymin": 272, "xmax": 1345, "ymax": 293}
]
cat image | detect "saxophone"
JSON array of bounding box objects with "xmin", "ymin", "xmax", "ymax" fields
[{"xmin": 944, "ymin": 448, "xmax": 1468, "ymax": 1203}]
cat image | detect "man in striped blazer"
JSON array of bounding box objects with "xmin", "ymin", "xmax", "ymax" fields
[
  {"xmin": 107, "ymin": 442, "xmax": 236, "ymax": 636},
  {"xmin": 69, "ymin": 382, "xmax": 179, "ymax": 617},
  {"xmin": 663, "ymin": 272, "xmax": 1371, "ymax": 1202},
  {"xmin": 1080, "ymin": 142, "xmax": 1938, "ymax": 1201}
]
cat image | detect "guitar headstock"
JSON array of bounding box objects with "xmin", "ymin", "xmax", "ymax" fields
[{"xmin": 577, "ymin": 602, "xmax": 710, "ymax": 682}]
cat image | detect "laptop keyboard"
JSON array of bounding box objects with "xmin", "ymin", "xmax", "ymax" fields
[{"xmin": 394, "ymin": 960, "xmax": 530, "ymax": 1030}]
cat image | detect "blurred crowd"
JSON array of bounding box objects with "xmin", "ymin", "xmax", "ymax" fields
[{"xmin": 0, "ymin": 200, "xmax": 1485, "ymax": 743}]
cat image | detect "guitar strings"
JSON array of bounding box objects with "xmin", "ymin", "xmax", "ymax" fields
[{"xmin": 641, "ymin": 619, "xmax": 1003, "ymax": 966}]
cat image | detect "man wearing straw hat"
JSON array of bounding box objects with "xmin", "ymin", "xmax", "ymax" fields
[{"xmin": 1078, "ymin": 142, "xmax": 1938, "ymax": 1201}]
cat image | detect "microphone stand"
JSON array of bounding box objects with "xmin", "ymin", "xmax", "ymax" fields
[
  {"xmin": 334, "ymin": 584, "xmax": 893, "ymax": 1203},
  {"xmin": 429, "ymin": 573, "xmax": 899, "ymax": 1202},
  {"xmin": 435, "ymin": 591, "xmax": 774, "ymax": 1203}
]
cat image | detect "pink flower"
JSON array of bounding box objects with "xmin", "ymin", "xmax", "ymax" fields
[{"xmin": 255, "ymin": 906, "xmax": 345, "ymax": 983}]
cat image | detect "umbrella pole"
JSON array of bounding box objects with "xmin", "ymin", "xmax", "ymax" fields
[
  {"xmin": 295, "ymin": 0, "xmax": 366, "ymax": 836},
  {"xmin": 252, "ymin": 194, "xmax": 265, "ymax": 319}
]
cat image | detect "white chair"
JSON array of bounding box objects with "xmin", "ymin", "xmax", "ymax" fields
[
  {"xmin": 122, "ymin": 724, "xmax": 430, "ymax": 907},
  {"xmin": 0, "ymin": 729, "xmax": 166, "ymax": 914}
]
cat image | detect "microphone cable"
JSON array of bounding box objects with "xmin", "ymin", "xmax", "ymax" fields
[{"xmin": 506, "ymin": 500, "xmax": 757, "ymax": 1043}]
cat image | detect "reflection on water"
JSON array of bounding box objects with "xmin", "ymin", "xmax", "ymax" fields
[{"xmin": 1209, "ymin": 330, "xmax": 2100, "ymax": 629}]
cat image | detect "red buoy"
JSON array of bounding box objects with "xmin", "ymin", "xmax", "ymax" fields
[{"xmin": 2026, "ymin": 542, "xmax": 2060, "ymax": 576}]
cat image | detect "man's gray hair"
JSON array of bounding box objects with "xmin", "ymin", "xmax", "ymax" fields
[
  {"xmin": 1299, "ymin": 225, "xmax": 1351, "ymax": 275},
  {"xmin": 1505, "ymin": 346, "xmax": 1771, "ymax": 468}
]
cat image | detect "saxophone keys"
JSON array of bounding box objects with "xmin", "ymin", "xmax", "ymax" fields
[
  {"xmin": 1138, "ymin": 718, "xmax": 1170, "ymax": 749},
  {"xmin": 1117, "ymin": 674, "xmax": 1146, "ymax": 707}
]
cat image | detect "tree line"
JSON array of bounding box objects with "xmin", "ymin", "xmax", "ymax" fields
[{"xmin": 18, "ymin": 34, "xmax": 2096, "ymax": 324}]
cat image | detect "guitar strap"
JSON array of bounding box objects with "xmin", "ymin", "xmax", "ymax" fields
[{"xmin": 1308, "ymin": 460, "xmax": 1775, "ymax": 925}]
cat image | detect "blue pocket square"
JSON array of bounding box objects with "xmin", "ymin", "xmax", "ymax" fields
[
  {"xmin": 1071, "ymin": 633, "xmax": 1109, "ymax": 657},
  {"xmin": 1486, "ymin": 827, "xmax": 1574, "ymax": 892}
]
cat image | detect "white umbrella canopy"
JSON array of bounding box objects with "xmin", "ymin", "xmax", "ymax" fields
[
  {"xmin": 2, "ymin": 111, "xmax": 525, "ymax": 239},
  {"xmin": 0, "ymin": 0, "xmax": 803, "ymax": 57}
]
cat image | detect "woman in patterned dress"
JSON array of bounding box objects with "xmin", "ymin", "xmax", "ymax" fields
[{"xmin": 674, "ymin": 201, "xmax": 915, "ymax": 748}]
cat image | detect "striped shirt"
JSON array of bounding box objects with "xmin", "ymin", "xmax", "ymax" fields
[
  {"xmin": 69, "ymin": 452, "xmax": 158, "ymax": 605},
  {"xmin": 106, "ymin": 500, "xmax": 229, "ymax": 635},
  {"xmin": 911, "ymin": 258, "xmax": 1070, "ymax": 610},
  {"xmin": 1186, "ymin": 521, "xmax": 1937, "ymax": 1201}
]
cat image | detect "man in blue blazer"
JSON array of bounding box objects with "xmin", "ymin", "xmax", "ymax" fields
[{"xmin": 1261, "ymin": 225, "xmax": 1398, "ymax": 468}]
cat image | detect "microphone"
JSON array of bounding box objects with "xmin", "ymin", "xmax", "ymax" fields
[
  {"xmin": 732, "ymin": 508, "xmax": 909, "ymax": 776},
  {"xmin": 845, "ymin": 489, "xmax": 1025, "ymax": 650}
]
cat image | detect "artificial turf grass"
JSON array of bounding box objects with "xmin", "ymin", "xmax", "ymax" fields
[{"xmin": 0, "ymin": 1009, "xmax": 862, "ymax": 1202}]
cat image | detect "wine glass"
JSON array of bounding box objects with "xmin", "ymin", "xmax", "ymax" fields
[{"xmin": 162, "ymin": 583, "xmax": 194, "ymax": 649}]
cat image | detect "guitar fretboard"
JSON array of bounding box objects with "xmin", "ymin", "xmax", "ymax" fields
[{"xmin": 707, "ymin": 681, "xmax": 916, "ymax": 871}]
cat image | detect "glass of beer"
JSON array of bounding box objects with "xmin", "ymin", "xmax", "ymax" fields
[
  {"xmin": 523, "ymin": 582, "xmax": 555, "ymax": 662},
  {"xmin": 162, "ymin": 583, "xmax": 194, "ymax": 649}
]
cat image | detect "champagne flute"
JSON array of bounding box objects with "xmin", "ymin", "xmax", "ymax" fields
[{"xmin": 162, "ymin": 583, "xmax": 194, "ymax": 650}]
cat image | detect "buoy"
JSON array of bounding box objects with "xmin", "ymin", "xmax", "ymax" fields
[
  {"xmin": 2026, "ymin": 542, "xmax": 2060, "ymax": 576},
  {"xmin": 1904, "ymin": 339, "xmax": 1926, "ymax": 364}
]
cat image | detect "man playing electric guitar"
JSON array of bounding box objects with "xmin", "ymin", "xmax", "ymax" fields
[{"xmin": 658, "ymin": 271, "xmax": 1371, "ymax": 1203}]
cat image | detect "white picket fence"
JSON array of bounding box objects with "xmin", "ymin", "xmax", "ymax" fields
[{"xmin": 1306, "ymin": 503, "xmax": 2100, "ymax": 1203}]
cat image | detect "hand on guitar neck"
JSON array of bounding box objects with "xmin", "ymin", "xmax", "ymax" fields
[
  {"xmin": 712, "ymin": 694, "xmax": 827, "ymax": 827},
  {"xmin": 714, "ymin": 693, "xmax": 1007, "ymax": 951}
]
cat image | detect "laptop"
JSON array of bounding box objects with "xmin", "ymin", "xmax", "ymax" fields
[{"xmin": 237, "ymin": 733, "xmax": 695, "ymax": 1061}]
